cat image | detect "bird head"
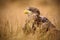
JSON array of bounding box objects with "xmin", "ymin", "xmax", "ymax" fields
[{"xmin": 24, "ymin": 7, "xmax": 40, "ymax": 19}]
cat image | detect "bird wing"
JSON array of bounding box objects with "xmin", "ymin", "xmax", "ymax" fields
[{"xmin": 40, "ymin": 16, "xmax": 56, "ymax": 32}]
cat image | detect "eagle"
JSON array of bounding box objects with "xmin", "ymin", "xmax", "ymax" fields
[
  {"xmin": 22, "ymin": 7, "xmax": 56, "ymax": 34},
  {"xmin": 22, "ymin": 7, "xmax": 60, "ymax": 40}
]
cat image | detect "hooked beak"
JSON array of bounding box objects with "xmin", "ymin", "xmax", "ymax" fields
[{"xmin": 24, "ymin": 9, "xmax": 32, "ymax": 14}]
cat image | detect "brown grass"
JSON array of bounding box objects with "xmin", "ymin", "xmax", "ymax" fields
[{"xmin": 0, "ymin": 0, "xmax": 60, "ymax": 40}]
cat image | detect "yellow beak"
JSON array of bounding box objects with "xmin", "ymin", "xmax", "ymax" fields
[{"xmin": 24, "ymin": 9, "xmax": 31, "ymax": 14}]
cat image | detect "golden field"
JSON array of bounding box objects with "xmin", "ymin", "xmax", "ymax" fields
[{"xmin": 0, "ymin": 0, "xmax": 60, "ymax": 40}]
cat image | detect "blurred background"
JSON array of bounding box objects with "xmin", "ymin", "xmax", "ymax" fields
[{"xmin": 0, "ymin": 0, "xmax": 60, "ymax": 40}]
